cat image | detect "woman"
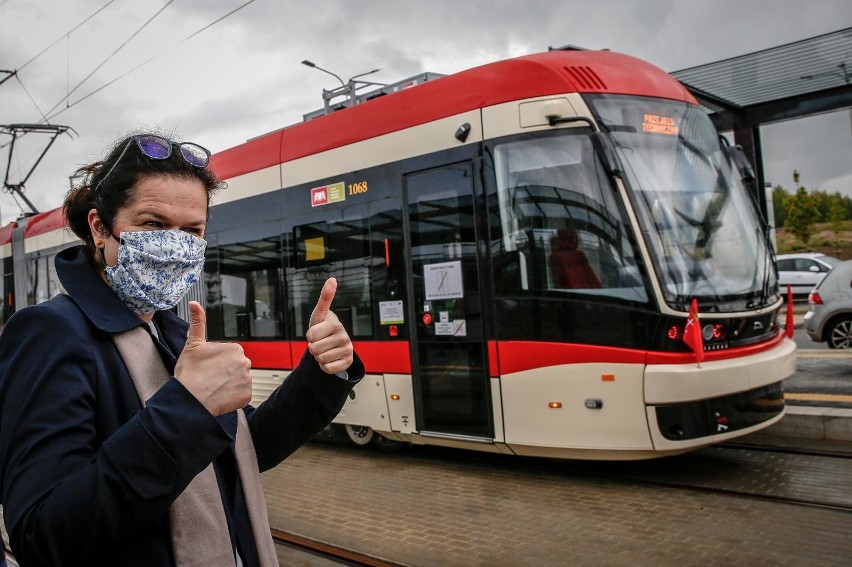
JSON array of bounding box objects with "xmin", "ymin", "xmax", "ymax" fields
[{"xmin": 0, "ymin": 133, "xmax": 364, "ymax": 566}]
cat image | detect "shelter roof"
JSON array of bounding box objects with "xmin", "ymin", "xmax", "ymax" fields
[{"xmin": 671, "ymin": 27, "xmax": 852, "ymax": 130}]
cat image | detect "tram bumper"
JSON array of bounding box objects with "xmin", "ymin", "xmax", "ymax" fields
[{"xmin": 644, "ymin": 336, "xmax": 796, "ymax": 451}]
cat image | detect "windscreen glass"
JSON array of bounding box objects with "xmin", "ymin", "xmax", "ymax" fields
[
  {"xmin": 491, "ymin": 129, "xmax": 648, "ymax": 305},
  {"xmin": 587, "ymin": 94, "xmax": 777, "ymax": 312}
]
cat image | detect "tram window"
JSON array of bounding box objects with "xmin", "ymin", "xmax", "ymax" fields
[
  {"xmin": 290, "ymin": 217, "xmax": 374, "ymax": 339},
  {"xmin": 204, "ymin": 237, "xmax": 284, "ymax": 341},
  {"xmin": 47, "ymin": 255, "xmax": 60, "ymax": 298},
  {"xmin": 1, "ymin": 258, "xmax": 13, "ymax": 326},
  {"xmin": 368, "ymin": 203, "xmax": 407, "ymax": 340},
  {"xmin": 27, "ymin": 255, "xmax": 57, "ymax": 305},
  {"xmin": 491, "ymin": 132, "xmax": 647, "ymax": 303}
]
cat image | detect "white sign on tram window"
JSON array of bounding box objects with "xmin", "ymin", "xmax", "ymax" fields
[
  {"xmin": 424, "ymin": 261, "xmax": 464, "ymax": 300},
  {"xmin": 435, "ymin": 318, "xmax": 467, "ymax": 336},
  {"xmin": 379, "ymin": 300, "xmax": 405, "ymax": 325}
]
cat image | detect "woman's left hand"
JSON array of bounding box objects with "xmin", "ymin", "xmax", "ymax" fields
[{"xmin": 306, "ymin": 278, "xmax": 354, "ymax": 375}]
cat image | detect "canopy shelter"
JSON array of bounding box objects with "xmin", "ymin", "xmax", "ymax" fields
[{"xmin": 671, "ymin": 27, "xmax": 852, "ymax": 219}]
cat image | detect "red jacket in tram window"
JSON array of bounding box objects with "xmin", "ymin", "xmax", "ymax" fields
[{"xmin": 550, "ymin": 228, "xmax": 602, "ymax": 289}]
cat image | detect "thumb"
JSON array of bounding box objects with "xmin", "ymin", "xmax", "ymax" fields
[
  {"xmin": 186, "ymin": 301, "xmax": 207, "ymax": 346},
  {"xmin": 309, "ymin": 278, "xmax": 337, "ymax": 329}
]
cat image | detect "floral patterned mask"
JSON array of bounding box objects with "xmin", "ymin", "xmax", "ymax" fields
[{"xmin": 105, "ymin": 229, "xmax": 207, "ymax": 314}]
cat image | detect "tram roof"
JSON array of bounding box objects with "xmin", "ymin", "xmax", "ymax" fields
[
  {"xmin": 210, "ymin": 49, "xmax": 696, "ymax": 181},
  {"xmin": 671, "ymin": 26, "xmax": 852, "ymax": 131}
]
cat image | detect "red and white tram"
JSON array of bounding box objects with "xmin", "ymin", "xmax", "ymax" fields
[{"xmin": 0, "ymin": 48, "xmax": 795, "ymax": 459}]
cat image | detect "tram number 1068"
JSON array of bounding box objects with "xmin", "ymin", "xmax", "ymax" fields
[{"xmin": 348, "ymin": 181, "xmax": 369, "ymax": 195}]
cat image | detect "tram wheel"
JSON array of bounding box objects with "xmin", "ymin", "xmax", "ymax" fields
[
  {"xmin": 826, "ymin": 316, "xmax": 852, "ymax": 349},
  {"xmin": 373, "ymin": 434, "xmax": 406, "ymax": 453},
  {"xmin": 344, "ymin": 424, "xmax": 375, "ymax": 446}
]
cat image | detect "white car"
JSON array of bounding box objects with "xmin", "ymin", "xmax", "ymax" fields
[{"xmin": 776, "ymin": 253, "xmax": 840, "ymax": 297}]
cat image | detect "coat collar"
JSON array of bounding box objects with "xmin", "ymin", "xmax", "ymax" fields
[{"xmin": 55, "ymin": 245, "xmax": 187, "ymax": 343}]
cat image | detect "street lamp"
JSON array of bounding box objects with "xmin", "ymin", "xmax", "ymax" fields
[
  {"xmin": 301, "ymin": 60, "xmax": 386, "ymax": 114},
  {"xmin": 300, "ymin": 60, "xmax": 345, "ymax": 87}
]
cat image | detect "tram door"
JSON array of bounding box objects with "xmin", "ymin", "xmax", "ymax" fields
[{"xmin": 404, "ymin": 163, "xmax": 492, "ymax": 440}]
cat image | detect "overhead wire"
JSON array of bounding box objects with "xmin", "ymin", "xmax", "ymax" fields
[
  {"xmin": 45, "ymin": 0, "xmax": 257, "ymax": 122},
  {"xmin": 15, "ymin": 75, "xmax": 49, "ymax": 123},
  {"xmin": 2, "ymin": 0, "xmax": 257, "ymax": 217},
  {"xmin": 42, "ymin": 0, "xmax": 175, "ymax": 121},
  {"xmin": 14, "ymin": 0, "xmax": 119, "ymax": 73},
  {"xmin": 0, "ymin": 1, "xmax": 117, "ymax": 148}
]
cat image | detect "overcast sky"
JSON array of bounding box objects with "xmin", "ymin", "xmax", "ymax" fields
[{"xmin": 1, "ymin": 0, "xmax": 851, "ymax": 225}]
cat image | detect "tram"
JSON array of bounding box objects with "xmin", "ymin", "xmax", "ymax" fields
[{"xmin": 0, "ymin": 48, "xmax": 795, "ymax": 460}]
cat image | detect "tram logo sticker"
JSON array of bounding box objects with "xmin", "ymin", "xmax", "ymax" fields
[
  {"xmin": 424, "ymin": 261, "xmax": 463, "ymax": 300},
  {"xmin": 311, "ymin": 181, "xmax": 345, "ymax": 207}
]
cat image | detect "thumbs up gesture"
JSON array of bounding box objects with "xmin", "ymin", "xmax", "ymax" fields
[
  {"xmin": 306, "ymin": 278, "xmax": 354, "ymax": 375},
  {"xmin": 175, "ymin": 301, "xmax": 252, "ymax": 416}
]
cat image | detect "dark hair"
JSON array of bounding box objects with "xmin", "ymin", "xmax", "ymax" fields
[{"xmin": 64, "ymin": 132, "xmax": 224, "ymax": 258}]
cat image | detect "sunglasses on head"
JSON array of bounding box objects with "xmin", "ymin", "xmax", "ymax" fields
[{"xmin": 94, "ymin": 134, "xmax": 211, "ymax": 194}]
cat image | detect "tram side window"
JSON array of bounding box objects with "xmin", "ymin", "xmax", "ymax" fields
[
  {"xmin": 290, "ymin": 218, "xmax": 374, "ymax": 339},
  {"xmin": 26, "ymin": 254, "xmax": 61, "ymax": 305},
  {"xmin": 1, "ymin": 257, "xmax": 13, "ymax": 328},
  {"xmin": 204, "ymin": 237, "xmax": 284, "ymax": 341},
  {"xmin": 491, "ymin": 132, "xmax": 647, "ymax": 303},
  {"xmin": 367, "ymin": 203, "xmax": 407, "ymax": 340}
]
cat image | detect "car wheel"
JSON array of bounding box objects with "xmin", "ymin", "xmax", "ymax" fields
[
  {"xmin": 344, "ymin": 424, "xmax": 374, "ymax": 446},
  {"xmin": 826, "ymin": 316, "xmax": 852, "ymax": 349}
]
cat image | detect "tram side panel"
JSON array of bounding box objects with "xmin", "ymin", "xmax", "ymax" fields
[{"xmin": 499, "ymin": 362, "xmax": 653, "ymax": 452}]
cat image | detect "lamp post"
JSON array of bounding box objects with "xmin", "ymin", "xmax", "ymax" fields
[
  {"xmin": 300, "ymin": 60, "xmax": 345, "ymax": 87},
  {"xmin": 301, "ymin": 60, "xmax": 385, "ymax": 113}
]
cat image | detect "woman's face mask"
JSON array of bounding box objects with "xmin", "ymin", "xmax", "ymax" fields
[{"xmin": 105, "ymin": 229, "xmax": 207, "ymax": 314}]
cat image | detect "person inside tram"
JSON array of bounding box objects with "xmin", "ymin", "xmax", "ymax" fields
[
  {"xmin": 0, "ymin": 132, "xmax": 364, "ymax": 566},
  {"xmin": 550, "ymin": 227, "xmax": 602, "ymax": 289}
]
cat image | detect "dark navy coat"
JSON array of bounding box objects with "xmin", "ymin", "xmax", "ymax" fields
[{"xmin": 0, "ymin": 246, "xmax": 363, "ymax": 566}]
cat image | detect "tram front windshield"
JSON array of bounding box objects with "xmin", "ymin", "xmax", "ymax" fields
[{"xmin": 587, "ymin": 94, "xmax": 777, "ymax": 312}]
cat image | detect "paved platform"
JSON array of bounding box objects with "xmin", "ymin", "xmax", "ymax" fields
[{"xmin": 261, "ymin": 442, "xmax": 852, "ymax": 566}]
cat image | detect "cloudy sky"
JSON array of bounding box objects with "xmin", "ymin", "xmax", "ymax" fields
[{"xmin": 1, "ymin": 0, "xmax": 851, "ymax": 225}]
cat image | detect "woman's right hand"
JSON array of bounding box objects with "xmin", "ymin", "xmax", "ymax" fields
[{"xmin": 174, "ymin": 301, "xmax": 252, "ymax": 416}]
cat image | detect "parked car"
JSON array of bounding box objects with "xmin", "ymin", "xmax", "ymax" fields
[
  {"xmin": 803, "ymin": 259, "xmax": 852, "ymax": 349},
  {"xmin": 776, "ymin": 253, "xmax": 840, "ymax": 297}
]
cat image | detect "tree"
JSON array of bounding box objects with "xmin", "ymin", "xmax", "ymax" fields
[
  {"xmin": 829, "ymin": 195, "xmax": 846, "ymax": 247},
  {"xmin": 784, "ymin": 171, "xmax": 818, "ymax": 245},
  {"xmin": 772, "ymin": 184, "xmax": 788, "ymax": 228}
]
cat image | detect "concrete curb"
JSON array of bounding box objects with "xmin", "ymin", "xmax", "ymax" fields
[{"xmin": 761, "ymin": 405, "xmax": 852, "ymax": 443}]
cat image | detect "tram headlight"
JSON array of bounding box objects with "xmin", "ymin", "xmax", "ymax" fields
[{"xmin": 701, "ymin": 323, "xmax": 727, "ymax": 342}]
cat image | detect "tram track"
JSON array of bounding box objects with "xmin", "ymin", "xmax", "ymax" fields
[
  {"xmin": 608, "ymin": 469, "xmax": 852, "ymax": 515},
  {"xmin": 271, "ymin": 527, "xmax": 406, "ymax": 567},
  {"xmin": 353, "ymin": 440, "xmax": 852, "ymax": 516},
  {"xmin": 720, "ymin": 440, "xmax": 852, "ymax": 460},
  {"xmin": 594, "ymin": 443, "xmax": 852, "ymax": 515}
]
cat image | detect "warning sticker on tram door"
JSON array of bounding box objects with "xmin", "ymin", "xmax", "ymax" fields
[
  {"xmin": 435, "ymin": 319, "xmax": 466, "ymax": 336},
  {"xmin": 424, "ymin": 261, "xmax": 464, "ymax": 300}
]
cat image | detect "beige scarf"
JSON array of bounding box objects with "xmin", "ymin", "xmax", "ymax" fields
[{"xmin": 113, "ymin": 326, "xmax": 278, "ymax": 567}]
